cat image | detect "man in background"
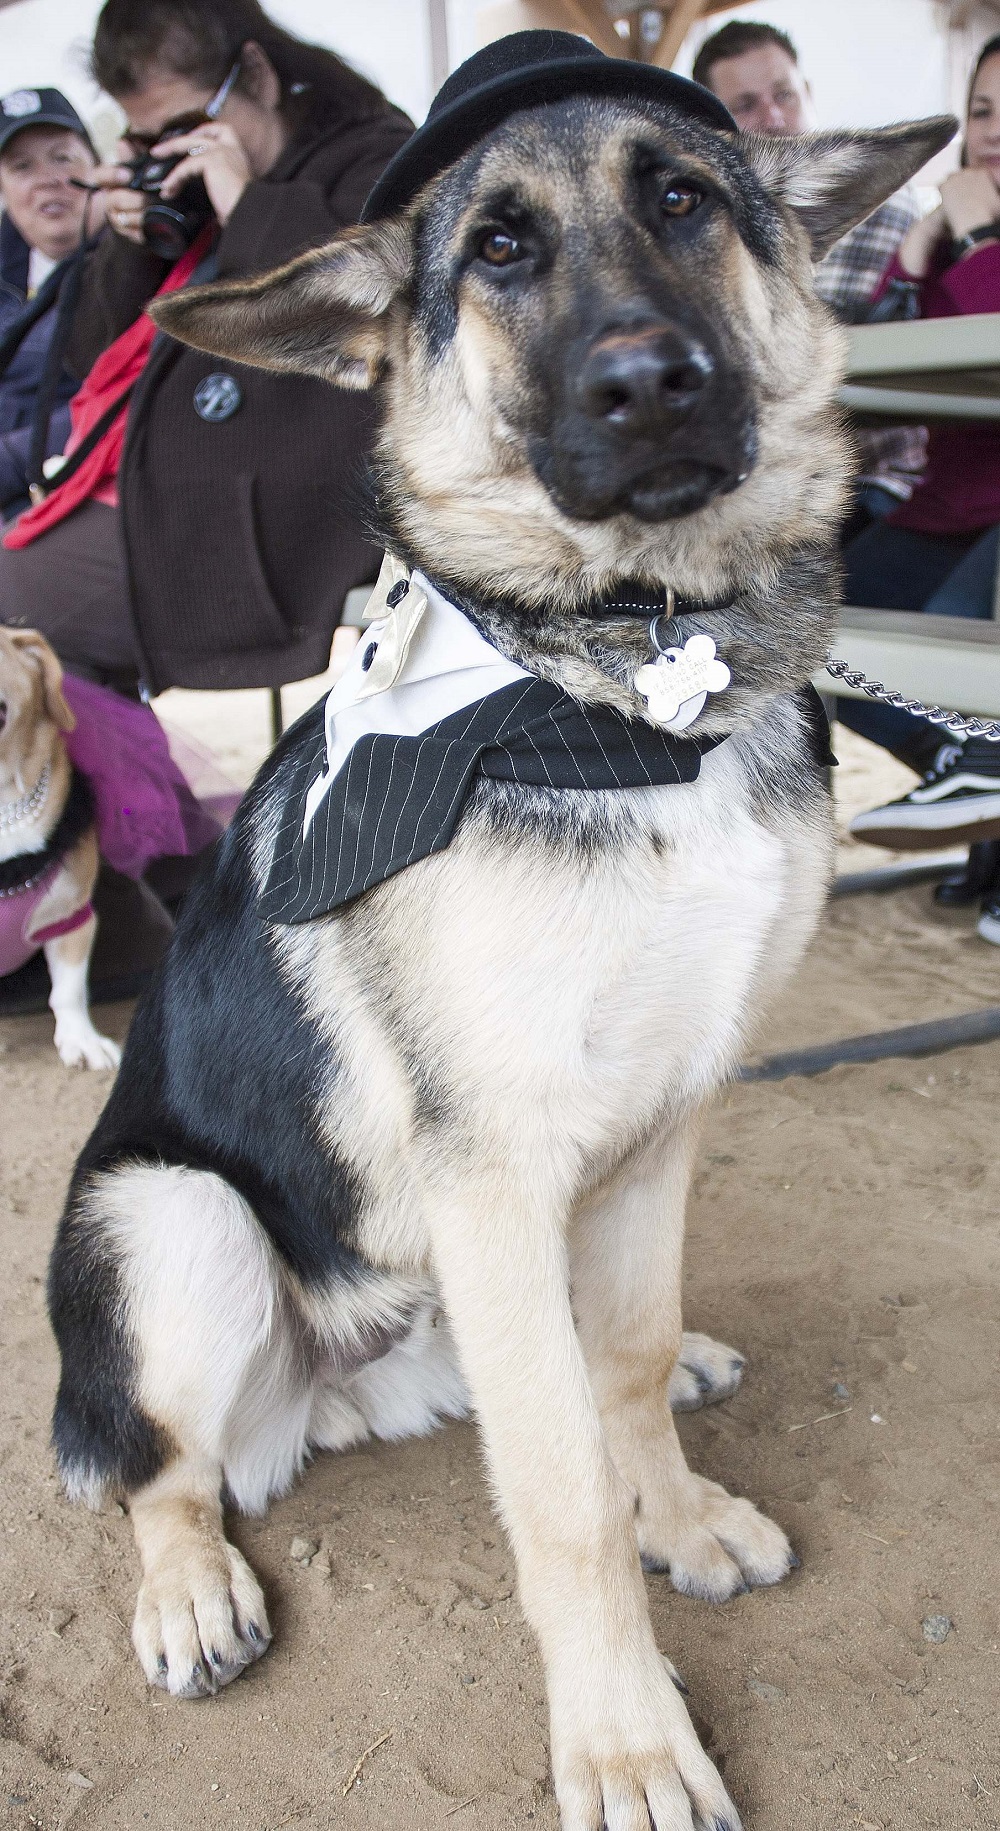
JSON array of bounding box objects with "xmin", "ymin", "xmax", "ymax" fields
[
  {"xmin": 0, "ymin": 88, "xmax": 101, "ymax": 520},
  {"xmin": 692, "ymin": 20, "xmax": 928, "ymax": 537}
]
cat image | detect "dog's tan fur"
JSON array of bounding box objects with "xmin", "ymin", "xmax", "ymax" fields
[
  {"xmin": 53, "ymin": 97, "xmax": 957, "ymax": 1830},
  {"xmin": 0, "ymin": 628, "xmax": 119, "ymax": 1070}
]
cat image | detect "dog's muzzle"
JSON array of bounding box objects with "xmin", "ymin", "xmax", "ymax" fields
[{"xmin": 537, "ymin": 318, "xmax": 757, "ymax": 524}]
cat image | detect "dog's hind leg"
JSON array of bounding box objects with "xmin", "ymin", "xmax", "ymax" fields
[
  {"xmin": 669, "ymin": 1331, "xmax": 746, "ymax": 1413},
  {"xmin": 571, "ymin": 1120, "xmax": 795, "ymax": 1605},
  {"xmin": 129, "ymin": 1457, "xmax": 272, "ymax": 1699},
  {"xmin": 50, "ymin": 1163, "xmax": 311, "ymax": 1697}
]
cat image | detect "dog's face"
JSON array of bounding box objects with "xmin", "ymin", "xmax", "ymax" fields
[
  {"xmin": 154, "ymin": 97, "xmax": 952, "ymax": 619},
  {"xmin": 0, "ymin": 627, "xmax": 74, "ymax": 765},
  {"xmin": 405, "ymin": 100, "xmax": 767, "ymax": 530}
]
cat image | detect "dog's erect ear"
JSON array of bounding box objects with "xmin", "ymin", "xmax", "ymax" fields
[
  {"xmin": 8, "ymin": 629, "xmax": 75, "ymax": 731},
  {"xmin": 745, "ymin": 116, "xmax": 958, "ymax": 260},
  {"xmin": 149, "ymin": 220, "xmax": 413, "ymax": 389}
]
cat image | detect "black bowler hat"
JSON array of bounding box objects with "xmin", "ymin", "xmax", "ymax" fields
[
  {"xmin": 361, "ymin": 29, "xmax": 736, "ymax": 222},
  {"xmin": 0, "ymin": 87, "xmax": 95, "ymax": 161}
]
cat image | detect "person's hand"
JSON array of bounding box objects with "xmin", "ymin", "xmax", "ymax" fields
[
  {"xmin": 149, "ymin": 120, "xmax": 252, "ymax": 226},
  {"xmin": 897, "ymin": 204, "xmax": 948, "ymax": 278},
  {"xmin": 939, "ymin": 168, "xmax": 1000, "ymax": 242},
  {"xmin": 91, "ymin": 142, "xmax": 147, "ymax": 245}
]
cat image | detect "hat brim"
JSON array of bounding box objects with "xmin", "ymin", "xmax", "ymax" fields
[
  {"xmin": 361, "ymin": 54, "xmax": 736, "ymax": 223},
  {"xmin": 0, "ymin": 112, "xmax": 94, "ymax": 159}
]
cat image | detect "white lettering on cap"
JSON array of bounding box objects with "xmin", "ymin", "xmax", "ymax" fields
[{"xmin": 3, "ymin": 90, "xmax": 42, "ymax": 118}]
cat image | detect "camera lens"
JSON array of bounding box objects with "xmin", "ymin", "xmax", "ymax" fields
[
  {"xmin": 128, "ymin": 150, "xmax": 214, "ymax": 259},
  {"xmin": 142, "ymin": 200, "xmax": 205, "ymax": 261}
]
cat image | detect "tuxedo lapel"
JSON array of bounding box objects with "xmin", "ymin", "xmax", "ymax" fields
[
  {"xmin": 256, "ymin": 562, "xmax": 742, "ymax": 926},
  {"xmin": 258, "ymin": 667, "xmax": 719, "ymax": 926}
]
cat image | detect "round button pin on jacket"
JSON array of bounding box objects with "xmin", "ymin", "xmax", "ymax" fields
[{"xmin": 193, "ymin": 373, "xmax": 242, "ymax": 422}]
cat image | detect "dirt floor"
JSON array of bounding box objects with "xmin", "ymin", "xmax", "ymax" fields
[{"xmin": 1, "ymin": 706, "xmax": 998, "ymax": 1831}]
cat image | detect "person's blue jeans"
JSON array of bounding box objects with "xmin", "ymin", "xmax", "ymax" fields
[
  {"xmin": 924, "ymin": 525, "xmax": 999, "ymax": 619},
  {"xmin": 837, "ymin": 522, "xmax": 996, "ymax": 770}
]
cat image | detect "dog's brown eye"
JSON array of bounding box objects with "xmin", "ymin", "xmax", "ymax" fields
[
  {"xmin": 658, "ymin": 185, "xmax": 702, "ymax": 218},
  {"xmin": 480, "ymin": 230, "xmax": 521, "ymax": 266}
]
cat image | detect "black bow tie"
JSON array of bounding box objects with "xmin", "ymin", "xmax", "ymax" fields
[{"xmin": 259, "ymin": 676, "xmax": 725, "ymax": 925}]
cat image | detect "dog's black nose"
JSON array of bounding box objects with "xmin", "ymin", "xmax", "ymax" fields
[{"xmin": 578, "ymin": 324, "xmax": 713, "ymax": 434}]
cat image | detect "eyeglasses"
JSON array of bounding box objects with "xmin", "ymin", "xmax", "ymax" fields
[{"xmin": 123, "ymin": 58, "xmax": 241, "ymax": 156}]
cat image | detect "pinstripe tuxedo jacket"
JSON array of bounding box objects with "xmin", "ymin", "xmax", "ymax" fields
[{"xmin": 259, "ymin": 563, "xmax": 726, "ymax": 925}]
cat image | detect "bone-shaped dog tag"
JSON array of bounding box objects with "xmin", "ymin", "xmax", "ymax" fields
[{"xmin": 634, "ymin": 633, "xmax": 731, "ymax": 732}]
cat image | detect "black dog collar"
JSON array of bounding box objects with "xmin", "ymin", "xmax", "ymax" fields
[
  {"xmin": 578, "ymin": 579, "xmax": 736, "ymax": 624},
  {"xmin": 0, "ymin": 768, "xmax": 93, "ymax": 899}
]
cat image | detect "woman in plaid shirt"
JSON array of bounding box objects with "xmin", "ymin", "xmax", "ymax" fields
[
  {"xmin": 840, "ymin": 36, "xmax": 1000, "ymax": 944},
  {"xmin": 692, "ymin": 19, "xmax": 927, "ymax": 525},
  {"xmin": 697, "ymin": 22, "xmax": 1000, "ymax": 941}
]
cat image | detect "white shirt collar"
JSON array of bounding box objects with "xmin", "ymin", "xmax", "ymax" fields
[
  {"xmin": 303, "ymin": 558, "xmax": 530, "ymax": 835},
  {"xmin": 27, "ymin": 246, "xmax": 58, "ymax": 297}
]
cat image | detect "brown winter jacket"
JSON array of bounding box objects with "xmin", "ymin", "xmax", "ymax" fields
[{"xmin": 66, "ymin": 104, "xmax": 412, "ymax": 694}]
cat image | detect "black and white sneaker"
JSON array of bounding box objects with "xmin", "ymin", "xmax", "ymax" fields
[
  {"xmin": 978, "ymin": 894, "xmax": 1000, "ymax": 946},
  {"xmin": 850, "ymin": 742, "xmax": 1000, "ymax": 850}
]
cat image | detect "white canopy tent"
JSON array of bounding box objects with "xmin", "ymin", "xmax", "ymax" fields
[{"xmin": 0, "ymin": 0, "xmax": 976, "ymax": 139}]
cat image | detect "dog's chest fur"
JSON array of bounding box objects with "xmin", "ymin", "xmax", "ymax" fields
[{"xmin": 276, "ymin": 720, "xmax": 831, "ymax": 1279}]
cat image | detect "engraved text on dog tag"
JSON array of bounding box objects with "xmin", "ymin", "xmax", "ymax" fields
[{"xmin": 634, "ymin": 633, "xmax": 731, "ymax": 732}]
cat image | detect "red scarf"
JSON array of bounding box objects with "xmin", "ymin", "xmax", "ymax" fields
[{"xmin": 4, "ymin": 226, "xmax": 213, "ymax": 551}]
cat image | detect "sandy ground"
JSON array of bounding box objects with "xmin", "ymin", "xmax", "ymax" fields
[{"xmin": 1, "ymin": 702, "xmax": 998, "ymax": 1831}]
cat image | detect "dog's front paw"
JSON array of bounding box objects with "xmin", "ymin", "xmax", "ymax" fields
[
  {"xmin": 53, "ymin": 1015, "xmax": 121, "ymax": 1071},
  {"xmin": 552, "ymin": 1659, "xmax": 741, "ymax": 1831},
  {"xmin": 641, "ymin": 1474, "xmax": 795, "ymax": 1604},
  {"xmin": 669, "ymin": 1333, "xmax": 745, "ymax": 1413},
  {"xmin": 133, "ymin": 1538, "xmax": 271, "ymax": 1699}
]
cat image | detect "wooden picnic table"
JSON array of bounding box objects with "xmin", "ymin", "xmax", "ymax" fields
[
  {"xmin": 827, "ymin": 313, "xmax": 1000, "ymax": 719},
  {"xmin": 841, "ymin": 311, "xmax": 1000, "ymax": 422}
]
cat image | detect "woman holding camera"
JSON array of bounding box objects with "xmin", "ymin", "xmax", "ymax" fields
[{"xmin": 0, "ymin": 0, "xmax": 411, "ymax": 696}]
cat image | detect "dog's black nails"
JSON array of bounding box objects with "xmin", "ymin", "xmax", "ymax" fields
[
  {"xmin": 156, "ymin": 1654, "xmax": 168, "ymax": 1674},
  {"xmin": 246, "ymin": 1621, "xmax": 264, "ymax": 1644},
  {"xmin": 210, "ymin": 1646, "xmax": 225, "ymax": 1667},
  {"xmin": 671, "ymin": 1672, "xmax": 690, "ymax": 1696},
  {"xmin": 788, "ymin": 1553, "xmax": 801, "ymax": 1569}
]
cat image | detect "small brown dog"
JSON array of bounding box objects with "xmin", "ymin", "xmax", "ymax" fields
[{"xmin": 0, "ymin": 627, "xmax": 119, "ymax": 1070}]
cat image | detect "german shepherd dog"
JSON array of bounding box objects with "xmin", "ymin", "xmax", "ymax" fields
[{"xmin": 49, "ymin": 90, "xmax": 951, "ymax": 1829}]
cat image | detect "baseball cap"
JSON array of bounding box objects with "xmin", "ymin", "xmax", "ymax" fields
[{"xmin": 0, "ymin": 88, "xmax": 96, "ymax": 161}]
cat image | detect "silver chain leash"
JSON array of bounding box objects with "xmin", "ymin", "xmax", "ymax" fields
[{"xmin": 825, "ymin": 656, "xmax": 1000, "ymax": 743}]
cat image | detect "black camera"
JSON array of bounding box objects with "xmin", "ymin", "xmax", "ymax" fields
[{"xmin": 128, "ymin": 150, "xmax": 213, "ymax": 262}]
